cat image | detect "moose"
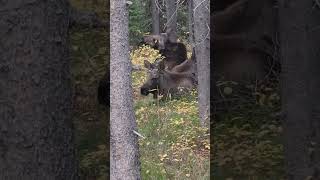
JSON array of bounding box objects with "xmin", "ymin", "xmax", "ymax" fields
[
  {"xmin": 142, "ymin": 32, "xmax": 188, "ymax": 70},
  {"xmin": 140, "ymin": 58, "xmax": 197, "ymax": 99}
]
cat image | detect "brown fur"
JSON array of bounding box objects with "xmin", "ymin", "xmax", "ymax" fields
[
  {"xmin": 142, "ymin": 33, "xmax": 187, "ymax": 70},
  {"xmin": 212, "ymin": 0, "xmax": 276, "ymax": 83},
  {"xmin": 140, "ymin": 60, "xmax": 196, "ymax": 99}
]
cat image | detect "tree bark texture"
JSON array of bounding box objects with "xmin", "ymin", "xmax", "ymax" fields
[
  {"xmin": 192, "ymin": 0, "xmax": 210, "ymax": 127},
  {"xmin": 165, "ymin": 0, "xmax": 178, "ymax": 42},
  {"xmin": 0, "ymin": 1, "xmax": 78, "ymax": 179},
  {"xmin": 110, "ymin": 0, "xmax": 141, "ymax": 179},
  {"xmin": 279, "ymin": 0, "xmax": 320, "ymax": 179},
  {"xmin": 151, "ymin": 0, "xmax": 160, "ymax": 34}
]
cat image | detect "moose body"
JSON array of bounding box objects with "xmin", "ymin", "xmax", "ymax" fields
[{"xmin": 140, "ymin": 59, "xmax": 196, "ymax": 99}]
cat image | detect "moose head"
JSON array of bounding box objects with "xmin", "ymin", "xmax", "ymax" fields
[
  {"xmin": 142, "ymin": 33, "xmax": 168, "ymax": 50},
  {"xmin": 140, "ymin": 59, "xmax": 164, "ymax": 98},
  {"xmin": 140, "ymin": 59, "xmax": 196, "ymax": 100}
]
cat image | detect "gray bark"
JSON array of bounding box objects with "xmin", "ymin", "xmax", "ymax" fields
[
  {"xmin": 110, "ymin": 0, "xmax": 141, "ymax": 179},
  {"xmin": 279, "ymin": 0, "xmax": 320, "ymax": 179},
  {"xmin": 192, "ymin": 0, "xmax": 210, "ymax": 127},
  {"xmin": 0, "ymin": 1, "xmax": 78, "ymax": 179},
  {"xmin": 151, "ymin": 0, "xmax": 160, "ymax": 34},
  {"xmin": 165, "ymin": 0, "xmax": 178, "ymax": 42}
]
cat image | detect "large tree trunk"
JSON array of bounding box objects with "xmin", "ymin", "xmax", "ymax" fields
[
  {"xmin": 0, "ymin": 1, "xmax": 78, "ymax": 179},
  {"xmin": 165, "ymin": 0, "xmax": 178, "ymax": 42},
  {"xmin": 110, "ymin": 0, "xmax": 141, "ymax": 179},
  {"xmin": 151, "ymin": 0, "xmax": 160, "ymax": 34},
  {"xmin": 279, "ymin": 0, "xmax": 320, "ymax": 179},
  {"xmin": 192, "ymin": 0, "xmax": 210, "ymax": 127}
]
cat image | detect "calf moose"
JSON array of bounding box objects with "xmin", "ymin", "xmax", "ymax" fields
[{"xmin": 140, "ymin": 59, "xmax": 196, "ymax": 99}]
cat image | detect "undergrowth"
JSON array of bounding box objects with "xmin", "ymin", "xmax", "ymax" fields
[{"xmin": 212, "ymin": 80, "xmax": 284, "ymax": 179}]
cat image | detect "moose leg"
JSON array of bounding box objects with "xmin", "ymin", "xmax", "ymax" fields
[{"xmin": 152, "ymin": 91, "xmax": 158, "ymax": 99}]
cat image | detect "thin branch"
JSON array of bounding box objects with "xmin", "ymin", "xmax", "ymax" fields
[
  {"xmin": 192, "ymin": 0, "xmax": 209, "ymax": 17},
  {"xmin": 163, "ymin": 0, "xmax": 185, "ymax": 31},
  {"xmin": 192, "ymin": 23, "xmax": 210, "ymax": 48},
  {"xmin": 155, "ymin": 0, "xmax": 165, "ymax": 13}
]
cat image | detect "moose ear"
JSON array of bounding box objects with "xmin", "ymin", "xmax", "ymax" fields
[{"xmin": 144, "ymin": 60, "xmax": 152, "ymax": 69}]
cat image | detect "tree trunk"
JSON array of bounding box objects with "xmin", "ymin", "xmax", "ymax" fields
[
  {"xmin": 279, "ymin": 0, "xmax": 320, "ymax": 179},
  {"xmin": 110, "ymin": 0, "xmax": 141, "ymax": 179},
  {"xmin": 165, "ymin": 0, "xmax": 178, "ymax": 42},
  {"xmin": 0, "ymin": 1, "xmax": 78, "ymax": 179},
  {"xmin": 192, "ymin": 0, "xmax": 210, "ymax": 127},
  {"xmin": 151, "ymin": 0, "xmax": 161, "ymax": 34}
]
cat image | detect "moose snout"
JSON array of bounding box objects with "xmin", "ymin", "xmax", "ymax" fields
[{"xmin": 140, "ymin": 87, "xmax": 149, "ymax": 96}]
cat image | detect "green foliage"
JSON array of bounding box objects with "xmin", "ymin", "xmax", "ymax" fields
[
  {"xmin": 177, "ymin": 3, "xmax": 189, "ymax": 40},
  {"xmin": 128, "ymin": 0, "xmax": 190, "ymax": 44},
  {"xmin": 129, "ymin": 0, "xmax": 151, "ymax": 45}
]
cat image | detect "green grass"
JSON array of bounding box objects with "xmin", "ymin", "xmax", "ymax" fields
[{"xmin": 134, "ymin": 91, "xmax": 210, "ymax": 179}]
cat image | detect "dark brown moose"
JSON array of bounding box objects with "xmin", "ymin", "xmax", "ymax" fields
[{"xmin": 142, "ymin": 33, "xmax": 187, "ymax": 70}]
